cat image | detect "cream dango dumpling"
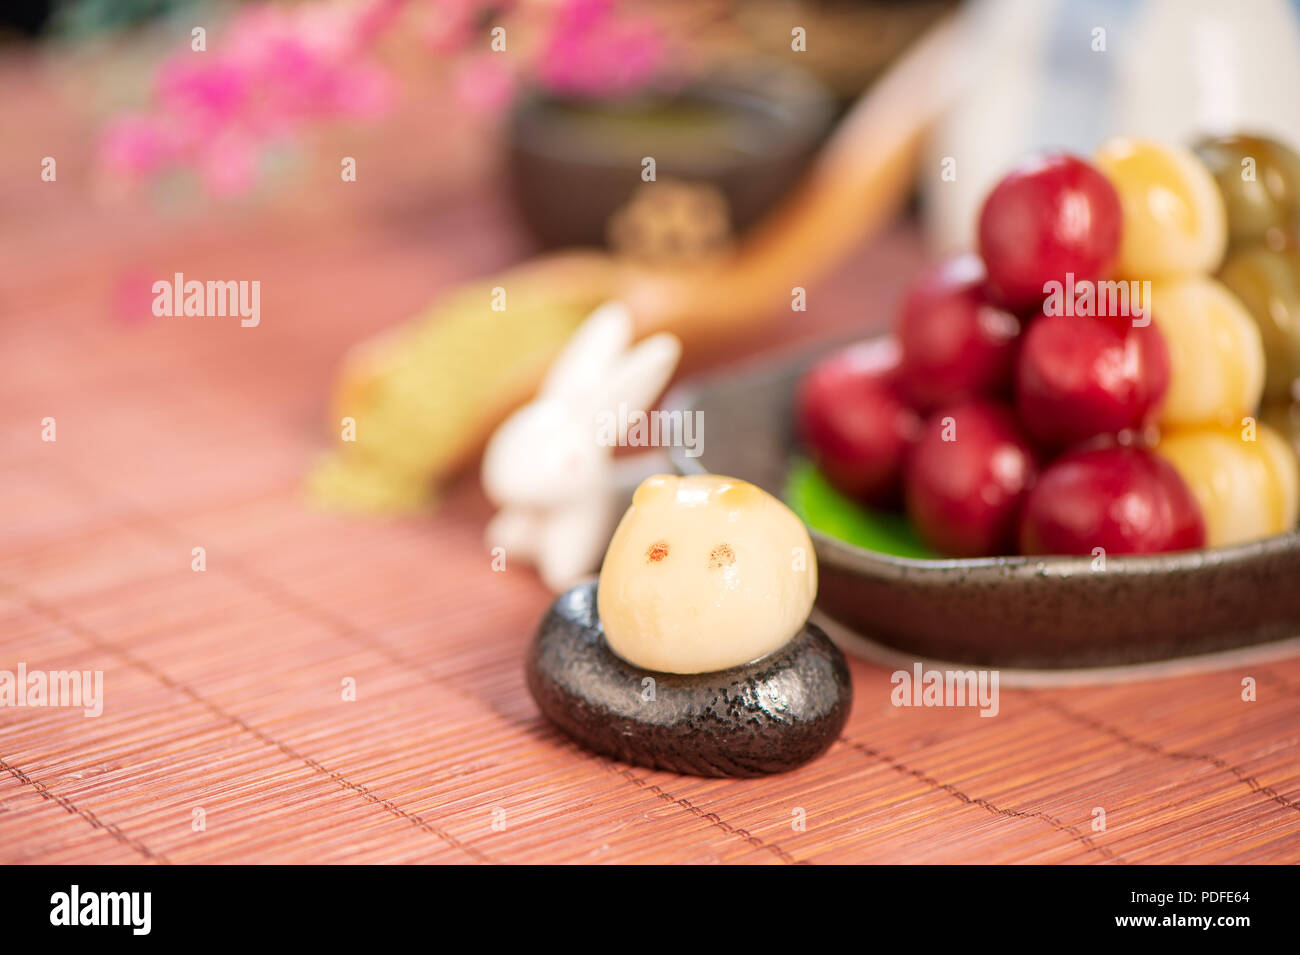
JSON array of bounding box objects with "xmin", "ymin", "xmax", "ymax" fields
[
  {"xmin": 525, "ymin": 473, "xmax": 851, "ymax": 778},
  {"xmin": 1155, "ymin": 423, "xmax": 1299, "ymax": 547},
  {"xmin": 597, "ymin": 474, "xmax": 817, "ymax": 674}
]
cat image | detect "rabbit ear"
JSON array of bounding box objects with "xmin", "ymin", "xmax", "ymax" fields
[
  {"xmin": 587, "ymin": 332, "xmax": 682, "ymax": 440},
  {"xmin": 540, "ymin": 302, "xmax": 632, "ymax": 402}
]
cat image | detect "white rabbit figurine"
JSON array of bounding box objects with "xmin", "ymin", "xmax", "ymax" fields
[{"xmin": 481, "ymin": 302, "xmax": 682, "ymax": 591}]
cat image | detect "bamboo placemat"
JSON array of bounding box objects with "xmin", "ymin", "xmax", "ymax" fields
[{"xmin": 2, "ymin": 53, "xmax": 1299, "ymax": 866}]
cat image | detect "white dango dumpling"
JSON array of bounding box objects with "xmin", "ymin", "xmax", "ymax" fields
[{"xmin": 597, "ymin": 474, "xmax": 818, "ymax": 675}]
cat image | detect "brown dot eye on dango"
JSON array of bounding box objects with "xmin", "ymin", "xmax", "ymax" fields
[
  {"xmin": 709, "ymin": 543, "xmax": 736, "ymax": 568},
  {"xmin": 645, "ymin": 540, "xmax": 738, "ymax": 568}
]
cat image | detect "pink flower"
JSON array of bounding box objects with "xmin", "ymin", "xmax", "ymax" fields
[
  {"xmin": 96, "ymin": 0, "xmax": 667, "ymax": 197},
  {"xmin": 99, "ymin": 0, "xmax": 397, "ymax": 197},
  {"xmin": 156, "ymin": 55, "xmax": 249, "ymax": 123},
  {"xmin": 100, "ymin": 114, "xmax": 175, "ymax": 180},
  {"xmin": 537, "ymin": 0, "xmax": 664, "ymax": 98}
]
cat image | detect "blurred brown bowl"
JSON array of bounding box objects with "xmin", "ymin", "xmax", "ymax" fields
[{"xmin": 505, "ymin": 63, "xmax": 835, "ymax": 251}]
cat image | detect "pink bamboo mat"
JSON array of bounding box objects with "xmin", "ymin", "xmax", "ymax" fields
[{"xmin": 2, "ymin": 52, "xmax": 1299, "ymax": 865}]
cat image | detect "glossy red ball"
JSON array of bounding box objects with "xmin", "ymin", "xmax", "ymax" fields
[
  {"xmin": 905, "ymin": 401, "xmax": 1037, "ymax": 556},
  {"xmin": 1015, "ymin": 311, "xmax": 1170, "ymax": 448},
  {"xmin": 1019, "ymin": 445, "xmax": 1206, "ymax": 555},
  {"xmin": 897, "ymin": 254, "xmax": 1021, "ymax": 409},
  {"xmin": 978, "ymin": 153, "xmax": 1123, "ymax": 311},
  {"xmin": 796, "ymin": 338, "xmax": 922, "ymax": 506}
]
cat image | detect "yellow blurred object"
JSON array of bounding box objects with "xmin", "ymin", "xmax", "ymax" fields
[
  {"xmin": 1155, "ymin": 422, "xmax": 1299, "ymax": 547},
  {"xmin": 310, "ymin": 254, "xmax": 617, "ymax": 513},
  {"xmin": 1094, "ymin": 138, "xmax": 1227, "ymax": 279},
  {"xmin": 1149, "ymin": 276, "xmax": 1265, "ymax": 428}
]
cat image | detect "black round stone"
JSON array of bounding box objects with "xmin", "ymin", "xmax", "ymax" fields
[{"xmin": 526, "ymin": 581, "xmax": 853, "ymax": 777}]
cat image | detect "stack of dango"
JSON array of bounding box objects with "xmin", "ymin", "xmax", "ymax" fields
[
  {"xmin": 797, "ymin": 136, "xmax": 1300, "ymax": 557},
  {"xmin": 1203, "ymin": 136, "xmax": 1300, "ymax": 484}
]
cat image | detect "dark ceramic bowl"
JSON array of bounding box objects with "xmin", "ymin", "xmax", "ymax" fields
[
  {"xmin": 667, "ymin": 341, "xmax": 1300, "ymax": 669},
  {"xmin": 506, "ymin": 63, "xmax": 834, "ymax": 250}
]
